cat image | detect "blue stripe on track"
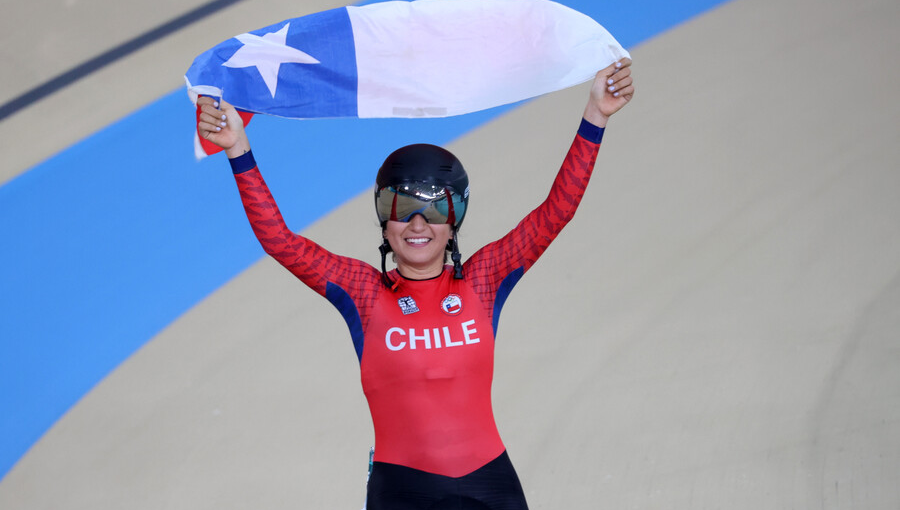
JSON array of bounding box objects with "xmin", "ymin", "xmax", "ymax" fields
[{"xmin": 0, "ymin": 0, "xmax": 730, "ymax": 480}]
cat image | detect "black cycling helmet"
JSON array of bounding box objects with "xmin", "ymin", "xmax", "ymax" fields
[
  {"xmin": 374, "ymin": 143, "xmax": 469, "ymax": 229},
  {"xmin": 374, "ymin": 144, "xmax": 469, "ymax": 288}
]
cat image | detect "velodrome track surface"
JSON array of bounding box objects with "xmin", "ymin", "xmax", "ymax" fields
[{"xmin": 2, "ymin": 0, "xmax": 899, "ymax": 508}]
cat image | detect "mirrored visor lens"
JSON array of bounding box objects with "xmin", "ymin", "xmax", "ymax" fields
[{"xmin": 376, "ymin": 184, "xmax": 466, "ymax": 226}]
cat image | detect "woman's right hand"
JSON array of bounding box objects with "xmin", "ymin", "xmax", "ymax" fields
[{"xmin": 196, "ymin": 96, "xmax": 251, "ymax": 158}]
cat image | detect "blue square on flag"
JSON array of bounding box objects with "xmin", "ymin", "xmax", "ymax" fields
[{"xmin": 186, "ymin": 7, "xmax": 358, "ymax": 118}]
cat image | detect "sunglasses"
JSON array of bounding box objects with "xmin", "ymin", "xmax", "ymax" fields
[{"xmin": 375, "ymin": 183, "xmax": 467, "ymax": 227}]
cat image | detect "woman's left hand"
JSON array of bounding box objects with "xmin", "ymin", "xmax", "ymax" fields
[{"xmin": 584, "ymin": 58, "xmax": 634, "ymax": 127}]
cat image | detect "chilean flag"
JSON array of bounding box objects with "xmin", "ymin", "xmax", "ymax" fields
[{"xmin": 185, "ymin": 0, "xmax": 629, "ymax": 158}]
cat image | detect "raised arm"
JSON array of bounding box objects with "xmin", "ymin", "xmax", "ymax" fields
[
  {"xmin": 465, "ymin": 59, "xmax": 635, "ymax": 300},
  {"xmin": 197, "ymin": 97, "xmax": 378, "ymax": 297}
]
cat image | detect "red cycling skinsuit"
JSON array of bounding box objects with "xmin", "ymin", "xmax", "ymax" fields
[{"xmin": 228, "ymin": 119, "xmax": 603, "ymax": 479}]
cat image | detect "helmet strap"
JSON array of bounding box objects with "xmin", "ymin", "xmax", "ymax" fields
[
  {"xmin": 449, "ymin": 231, "xmax": 463, "ymax": 279},
  {"xmin": 379, "ymin": 238, "xmax": 397, "ymax": 290}
]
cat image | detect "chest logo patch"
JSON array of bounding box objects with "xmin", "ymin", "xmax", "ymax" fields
[
  {"xmin": 441, "ymin": 294, "xmax": 463, "ymax": 315},
  {"xmin": 397, "ymin": 296, "xmax": 420, "ymax": 315}
]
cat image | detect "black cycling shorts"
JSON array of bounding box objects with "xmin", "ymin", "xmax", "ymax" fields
[{"xmin": 365, "ymin": 451, "xmax": 529, "ymax": 510}]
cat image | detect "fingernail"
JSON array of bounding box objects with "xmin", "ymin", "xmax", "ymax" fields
[
  {"xmin": 220, "ymin": 121, "xmax": 226, "ymax": 127},
  {"xmin": 608, "ymin": 86, "xmax": 615, "ymax": 92},
  {"xmin": 607, "ymin": 78, "xmax": 614, "ymax": 85},
  {"xmin": 213, "ymin": 101, "xmax": 219, "ymax": 108},
  {"xmin": 221, "ymin": 114, "xmax": 226, "ymax": 120},
  {"xmin": 613, "ymin": 92, "xmax": 620, "ymax": 97},
  {"xmin": 215, "ymin": 126, "xmax": 222, "ymax": 132},
  {"xmin": 615, "ymin": 61, "xmax": 622, "ymax": 68}
]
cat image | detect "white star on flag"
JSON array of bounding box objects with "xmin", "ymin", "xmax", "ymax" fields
[{"xmin": 222, "ymin": 23, "xmax": 320, "ymax": 98}]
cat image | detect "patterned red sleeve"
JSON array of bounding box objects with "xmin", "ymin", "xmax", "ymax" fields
[
  {"xmin": 230, "ymin": 152, "xmax": 380, "ymax": 297},
  {"xmin": 464, "ymin": 120, "xmax": 603, "ymax": 308}
]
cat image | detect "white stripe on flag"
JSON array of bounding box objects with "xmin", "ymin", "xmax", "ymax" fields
[{"xmin": 348, "ymin": 0, "xmax": 629, "ymax": 118}]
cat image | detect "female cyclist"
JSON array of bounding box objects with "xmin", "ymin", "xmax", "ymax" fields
[{"xmin": 196, "ymin": 57, "xmax": 634, "ymax": 510}]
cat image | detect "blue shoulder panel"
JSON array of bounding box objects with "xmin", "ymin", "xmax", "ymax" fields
[
  {"xmin": 325, "ymin": 282, "xmax": 364, "ymax": 362},
  {"xmin": 491, "ymin": 267, "xmax": 525, "ymax": 337}
]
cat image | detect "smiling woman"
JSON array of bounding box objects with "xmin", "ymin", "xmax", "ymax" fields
[
  {"xmin": 194, "ymin": 54, "xmax": 634, "ymax": 508},
  {"xmin": 375, "ymin": 142, "xmax": 469, "ymax": 283},
  {"xmin": 383, "ymin": 215, "xmax": 453, "ymax": 280}
]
